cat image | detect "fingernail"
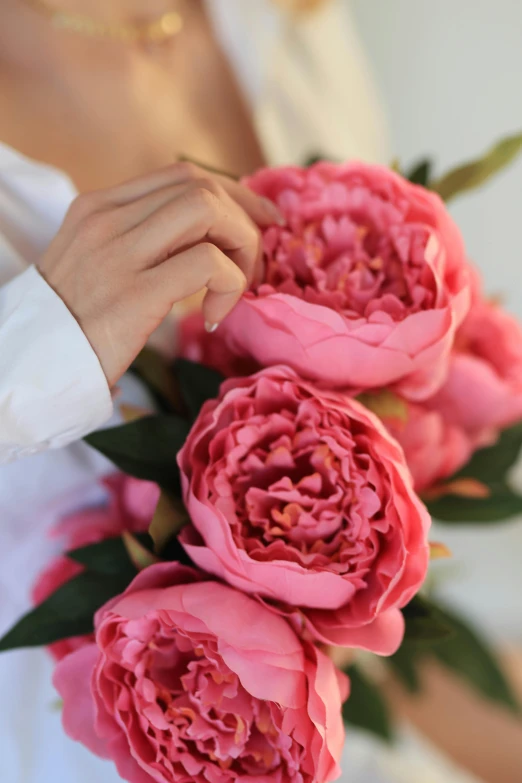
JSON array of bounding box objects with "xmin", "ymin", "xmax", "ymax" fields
[
  {"xmin": 205, "ymin": 321, "xmax": 219, "ymax": 333},
  {"xmin": 261, "ymin": 198, "xmax": 286, "ymax": 226}
]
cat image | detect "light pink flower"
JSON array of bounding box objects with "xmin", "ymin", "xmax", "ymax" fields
[
  {"xmin": 54, "ymin": 562, "xmax": 347, "ymax": 783},
  {"xmin": 383, "ymin": 403, "xmax": 479, "ymax": 492},
  {"xmin": 219, "ymin": 162, "xmax": 471, "ymax": 400},
  {"xmin": 385, "ymin": 269, "xmax": 522, "ymax": 491},
  {"xmin": 33, "ymin": 474, "xmax": 159, "ymax": 660},
  {"xmin": 178, "ymin": 366, "xmax": 430, "ymax": 654},
  {"xmin": 429, "ymin": 268, "xmax": 522, "ymax": 438}
]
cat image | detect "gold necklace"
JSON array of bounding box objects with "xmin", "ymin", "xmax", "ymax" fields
[{"xmin": 24, "ymin": 0, "xmax": 183, "ymax": 44}]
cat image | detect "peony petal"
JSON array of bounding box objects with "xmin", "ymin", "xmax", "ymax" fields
[{"xmin": 53, "ymin": 644, "xmax": 110, "ymax": 760}]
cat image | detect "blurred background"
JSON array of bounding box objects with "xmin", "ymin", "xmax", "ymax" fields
[
  {"xmin": 351, "ymin": 0, "xmax": 522, "ymax": 646},
  {"xmin": 348, "ymin": 3, "xmax": 522, "ymax": 781},
  {"xmin": 353, "ymin": 0, "xmax": 522, "ymax": 320}
]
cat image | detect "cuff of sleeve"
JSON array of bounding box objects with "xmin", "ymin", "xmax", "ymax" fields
[{"xmin": 0, "ymin": 266, "xmax": 113, "ymax": 460}]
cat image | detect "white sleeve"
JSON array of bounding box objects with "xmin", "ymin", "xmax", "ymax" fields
[{"xmin": 0, "ymin": 266, "xmax": 113, "ymax": 463}]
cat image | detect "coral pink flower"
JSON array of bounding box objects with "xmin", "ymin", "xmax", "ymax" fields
[
  {"xmin": 178, "ymin": 366, "xmax": 430, "ymax": 654},
  {"xmin": 54, "ymin": 563, "xmax": 347, "ymax": 783},
  {"xmin": 220, "ymin": 162, "xmax": 471, "ymax": 399}
]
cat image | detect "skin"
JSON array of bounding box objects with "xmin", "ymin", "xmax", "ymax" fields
[
  {"xmin": 0, "ymin": 0, "xmax": 279, "ymax": 384},
  {"xmin": 40, "ymin": 162, "xmax": 284, "ymax": 386}
]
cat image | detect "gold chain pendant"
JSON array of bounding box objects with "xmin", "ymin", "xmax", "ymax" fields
[{"xmin": 24, "ymin": 0, "xmax": 183, "ymax": 44}]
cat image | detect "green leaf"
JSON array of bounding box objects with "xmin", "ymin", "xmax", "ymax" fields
[
  {"xmin": 427, "ymin": 482, "xmax": 522, "ymax": 523},
  {"xmin": 160, "ymin": 534, "xmax": 195, "ymax": 567},
  {"xmin": 406, "ymin": 158, "xmax": 433, "ymax": 187},
  {"xmin": 402, "ymin": 595, "xmax": 455, "ymax": 643},
  {"xmin": 431, "ymin": 604, "xmax": 520, "ymax": 714},
  {"xmin": 387, "ymin": 647, "xmax": 421, "ymax": 694},
  {"xmin": 432, "ymin": 131, "xmax": 522, "ymax": 201},
  {"xmin": 67, "ymin": 534, "xmax": 151, "ymax": 580},
  {"xmin": 427, "ymin": 422, "xmax": 522, "ymax": 524},
  {"xmin": 389, "ymin": 600, "xmax": 520, "ymax": 714},
  {"xmin": 357, "ymin": 390, "xmax": 408, "ymax": 422},
  {"xmin": 131, "ymin": 347, "xmax": 181, "ymax": 413},
  {"xmin": 304, "ymin": 153, "xmax": 336, "ymax": 166},
  {"xmin": 85, "ymin": 415, "xmax": 190, "ymax": 495},
  {"xmin": 122, "ymin": 532, "xmax": 160, "ymax": 570},
  {"xmin": 342, "ymin": 665, "xmax": 393, "ymax": 742},
  {"xmin": 149, "ymin": 492, "xmax": 189, "ymax": 553},
  {"xmin": 0, "ymin": 571, "xmax": 130, "ymax": 652},
  {"xmin": 456, "ymin": 422, "xmax": 522, "ymax": 484},
  {"xmin": 174, "ymin": 359, "xmax": 224, "ymax": 421}
]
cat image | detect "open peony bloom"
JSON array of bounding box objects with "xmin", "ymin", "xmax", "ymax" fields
[
  {"xmin": 178, "ymin": 366, "xmax": 430, "ymax": 654},
  {"xmin": 33, "ymin": 474, "xmax": 159, "ymax": 661},
  {"xmin": 219, "ymin": 162, "xmax": 471, "ymax": 400},
  {"xmin": 54, "ymin": 563, "xmax": 347, "ymax": 783}
]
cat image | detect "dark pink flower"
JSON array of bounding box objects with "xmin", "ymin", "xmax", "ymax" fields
[
  {"xmin": 178, "ymin": 366, "xmax": 430, "ymax": 654},
  {"xmin": 219, "ymin": 162, "xmax": 471, "ymax": 400}
]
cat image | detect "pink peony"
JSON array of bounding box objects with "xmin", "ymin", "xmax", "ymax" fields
[
  {"xmin": 178, "ymin": 312, "xmax": 258, "ymax": 378},
  {"xmin": 384, "ymin": 270, "xmax": 522, "ymax": 491},
  {"xmin": 428, "ymin": 269, "xmax": 522, "ymax": 438},
  {"xmin": 219, "ymin": 162, "xmax": 471, "ymax": 400},
  {"xmin": 383, "ymin": 403, "xmax": 479, "ymax": 492},
  {"xmin": 178, "ymin": 366, "xmax": 430, "ymax": 655},
  {"xmin": 54, "ymin": 562, "xmax": 347, "ymax": 783},
  {"xmin": 33, "ymin": 474, "xmax": 159, "ymax": 661}
]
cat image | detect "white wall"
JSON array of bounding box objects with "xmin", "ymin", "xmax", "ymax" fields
[
  {"xmin": 352, "ymin": 0, "xmax": 522, "ymax": 315},
  {"xmin": 351, "ymin": 0, "xmax": 522, "ymax": 642}
]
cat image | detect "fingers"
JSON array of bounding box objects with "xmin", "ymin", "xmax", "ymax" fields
[
  {"xmin": 124, "ymin": 179, "xmax": 262, "ymax": 286},
  {"xmin": 213, "ymin": 175, "xmax": 285, "ymax": 228},
  {"xmin": 145, "ymin": 242, "xmax": 247, "ymax": 325},
  {"xmin": 82, "ymin": 162, "xmax": 284, "ymax": 228}
]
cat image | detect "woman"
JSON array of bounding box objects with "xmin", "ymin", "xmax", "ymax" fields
[{"xmin": 0, "ymin": 2, "xmax": 396, "ymax": 781}]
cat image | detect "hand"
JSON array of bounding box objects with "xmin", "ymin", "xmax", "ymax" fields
[{"xmin": 39, "ymin": 162, "xmax": 283, "ymax": 387}]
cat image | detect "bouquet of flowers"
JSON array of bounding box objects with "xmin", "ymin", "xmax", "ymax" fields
[{"xmin": 3, "ymin": 134, "xmax": 522, "ymax": 782}]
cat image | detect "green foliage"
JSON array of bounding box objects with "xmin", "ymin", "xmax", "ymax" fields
[
  {"xmin": 342, "ymin": 664, "xmax": 393, "ymax": 742},
  {"xmin": 174, "ymin": 359, "xmax": 224, "ymax": 421},
  {"xmin": 0, "ymin": 533, "xmax": 149, "ymax": 652},
  {"xmin": 432, "ymin": 131, "xmax": 522, "ymax": 201},
  {"xmin": 427, "ymin": 422, "xmax": 522, "ymax": 523},
  {"xmin": 85, "ymin": 415, "xmax": 190, "ymax": 496},
  {"xmin": 405, "ymin": 158, "xmax": 433, "ymax": 187},
  {"xmin": 389, "ymin": 599, "xmax": 520, "ymax": 714},
  {"xmin": 402, "ymin": 595, "xmax": 455, "ymax": 642}
]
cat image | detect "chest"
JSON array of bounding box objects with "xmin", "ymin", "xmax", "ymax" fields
[{"xmin": 0, "ymin": 10, "xmax": 265, "ymax": 191}]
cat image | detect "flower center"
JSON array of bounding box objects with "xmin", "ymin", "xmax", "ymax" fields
[
  {"xmin": 258, "ymin": 191, "xmax": 437, "ymax": 321},
  {"xmin": 208, "ymin": 401, "xmax": 386, "ymax": 580},
  {"xmin": 110, "ymin": 618, "xmax": 309, "ymax": 782}
]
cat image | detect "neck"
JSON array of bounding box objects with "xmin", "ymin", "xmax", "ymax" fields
[{"xmin": 24, "ymin": 0, "xmax": 184, "ymax": 24}]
